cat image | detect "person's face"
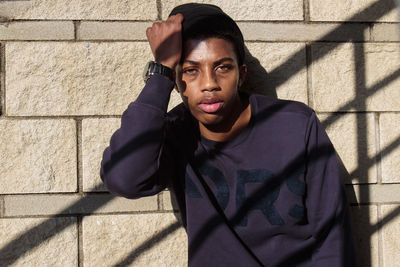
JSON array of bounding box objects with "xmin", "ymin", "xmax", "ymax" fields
[{"xmin": 176, "ymin": 37, "xmax": 246, "ymax": 128}]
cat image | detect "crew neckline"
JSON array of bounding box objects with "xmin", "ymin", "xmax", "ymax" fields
[{"xmin": 199, "ymin": 93, "xmax": 256, "ymax": 151}]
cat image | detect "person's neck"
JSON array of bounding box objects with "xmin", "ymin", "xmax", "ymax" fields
[{"xmin": 199, "ymin": 95, "xmax": 251, "ymax": 142}]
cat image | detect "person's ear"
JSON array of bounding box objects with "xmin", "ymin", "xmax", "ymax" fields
[{"xmin": 239, "ymin": 64, "xmax": 247, "ymax": 87}]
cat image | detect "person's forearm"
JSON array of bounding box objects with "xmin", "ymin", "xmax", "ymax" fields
[{"xmin": 100, "ymin": 74, "xmax": 174, "ymax": 198}]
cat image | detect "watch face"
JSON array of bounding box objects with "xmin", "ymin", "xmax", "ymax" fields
[{"xmin": 143, "ymin": 61, "xmax": 152, "ymax": 82}]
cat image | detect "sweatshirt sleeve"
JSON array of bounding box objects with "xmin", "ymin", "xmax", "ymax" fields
[
  {"xmin": 100, "ymin": 74, "xmax": 175, "ymax": 199},
  {"xmin": 304, "ymin": 112, "xmax": 357, "ymax": 267}
]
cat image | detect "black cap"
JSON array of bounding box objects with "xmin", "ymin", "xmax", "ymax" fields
[{"xmin": 169, "ymin": 3, "xmax": 245, "ymax": 65}]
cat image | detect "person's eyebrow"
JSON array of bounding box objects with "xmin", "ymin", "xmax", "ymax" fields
[
  {"xmin": 182, "ymin": 57, "xmax": 234, "ymax": 66},
  {"xmin": 213, "ymin": 57, "xmax": 234, "ymax": 66},
  {"xmin": 182, "ymin": 60, "xmax": 199, "ymax": 65}
]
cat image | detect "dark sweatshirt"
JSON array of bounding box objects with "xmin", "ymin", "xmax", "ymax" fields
[{"xmin": 101, "ymin": 74, "xmax": 357, "ymax": 267}]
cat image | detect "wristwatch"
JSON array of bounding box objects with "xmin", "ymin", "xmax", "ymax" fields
[{"xmin": 143, "ymin": 61, "xmax": 175, "ymax": 82}]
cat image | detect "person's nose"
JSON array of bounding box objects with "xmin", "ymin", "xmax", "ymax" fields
[{"xmin": 200, "ymin": 67, "xmax": 219, "ymax": 92}]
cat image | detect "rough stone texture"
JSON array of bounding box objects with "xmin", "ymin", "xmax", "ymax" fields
[
  {"xmin": 4, "ymin": 194, "xmax": 158, "ymax": 216},
  {"xmin": 318, "ymin": 113, "xmax": 377, "ymax": 184},
  {"xmin": 380, "ymin": 113, "xmax": 400, "ymax": 183},
  {"xmin": 371, "ymin": 23, "xmax": 400, "ymax": 41},
  {"xmin": 0, "ymin": 21, "xmax": 74, "ymax": 40},
  {"xmin": 239, "ymin": 22, "xmax": 371, "ymax": 42},
  {"xmin": 6, "ymin": 42, "xmax": 153, "ymax": 116},
  {"xmin": 311, "ymin": 43, "xmax": 400, "ymax": 112},
  {"xmin": 82, "ymin": 118, "xmax": 121, "ymax": 191},
  {"xmin": 381, "ymin": 204, "xmax": 400, "ymax": 267},
  {"xmin": 350, "ymin": 205, "xmax": 379, "ymax": 267},
  {"xmin": 82, "ymin": 213, "xmax": 187, "ymax": 266},
  {"xmin": 347, "ymin": 184, "xmax": 400, "ymax": 204},
  {"xmin": 78, "ymin": 22, "xmax": 151, "ymax": 41},
  {"xmin": 244, "ymin": 42, "xmax": 307, "ymax": 104},
  {"xmin": 161, "ymin": 0, "xmax": 303, "ymax": 20},
  {"xmin": 0, "ymin": 0, "xmax": 157, "ymax": 20},
  {"xmin": 168, "ymin": 89, "xmax": 183, "ymax": 111},
  {"xmin": 0, "ymin": 217, "xmax": 78, "ymax": 266},
  {"xmin": 310, "ymin": 0, "xmax": 399, "ymax": 22},
  {"xmin": 0, "ymin": 119, "xmax": 77, "ymax": 193}
]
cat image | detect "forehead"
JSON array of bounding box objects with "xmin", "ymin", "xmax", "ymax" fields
[{"xmin": 182, "ymin": 38, "xmax": 237, "ymax": 63}]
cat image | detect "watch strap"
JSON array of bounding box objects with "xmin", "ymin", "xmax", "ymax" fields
[{"xmin": 143, "ymin": 61, "xmax": 175, "ymax": 82}]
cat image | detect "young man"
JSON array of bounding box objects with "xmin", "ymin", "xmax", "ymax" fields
[{"xmin": 101, "ymin": 3, "xmax": 356, "ymax": 266}]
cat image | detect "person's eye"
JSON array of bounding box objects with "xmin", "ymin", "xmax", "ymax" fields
[
  {"xmin": 216, "ymin": 64, "xmax": 233, "ymax": 73},
  {"xmin": 183, "ymin": 68, "xmax": 198, "ymax": 75}
]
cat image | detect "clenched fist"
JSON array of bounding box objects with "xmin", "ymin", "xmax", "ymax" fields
[{"xmin": 146, "ymin": 14, "xmax": 184, "ymax": 69}]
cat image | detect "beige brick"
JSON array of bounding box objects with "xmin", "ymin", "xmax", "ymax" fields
[
  {"xmin": 0, "ymin": 0, "xmax": 157, "ymax": 20},
  {"xmin": 83, "ymin": 214, "xmax": 187, "ymax": 266},
  {"xmin": 310, "ymin": 0, "xmax": 399, "ymax": 22},
  {"xmin": 4, "ymin": 194, "xmax": 158, "ymax": 216},
  {"xmin": 0, "ymin": 21, "xmax": 74, "ymax": 40},
  {"xmin": 6, "ymin": 42, "xmax": 153, "ymax": 116},
  {"xmin": 311, "ymin": 43, "xmax": 400, "ymax": 112},
  {"xmin": 380, "ymin": 113, "xmax": 400, "ymax": 183},
  {"xmin": 381, "ymin": 205, "xmax": 400, "ymax": 267},
  {"xmin": 161, "ymin": 0, "xmax": 303, "ymax": 21},
  {"xmin": 82, "ymin": 118, "xmax": 121, "ymax": 191},
  {"xmin": 78, "ymin": 22, "xmax": 151, "ymax": 41},
  {"xmin": 350, "ymin": 205, "xmax": 379, "ymax": 267},
  {"xmin": 168, "ymin": 88, "xmax": 183, "ymax": 111},
  {"xmin": 0, "ymin": 119, "xmax": 77, "ymax": 193},
  {"xmin": 371, "ymin": 23, "xmax": 400, "ymax": 41},
  {"xmin": 239, "ymin": 22, "xmax": 370, "ymax": 42},
  {"xmin": 318, "ymin": 113, "xmax": 377, "ymax": 184},
  {"xmin": 0, "ymin": 217, "xmax": 77, "ymax": 266},
  {"xmin": 244, "ymin": 42, "xmax": 307, "ymax": 104},
  {"xmin": 347, "ymin": 184, "xmax": 400, "ymax": 204}
]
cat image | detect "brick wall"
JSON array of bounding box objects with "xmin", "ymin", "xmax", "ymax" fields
[{"xmin": 0, "ymin": 0, "xmax": 399, "ymax": 266}]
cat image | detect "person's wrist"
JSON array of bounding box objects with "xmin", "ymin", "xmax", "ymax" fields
[
  {"xmin": 143, "ymin": 61, "xmax": 175, "ymax": 82},
  {"xmin": 156, "ymin": 59, "xmax": 177, "ymax": 70}
]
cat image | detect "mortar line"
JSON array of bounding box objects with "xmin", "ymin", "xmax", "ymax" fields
[
  {"xmin": 3, "ymin": 111, "xmax": 399, "ymax": 120},
  {"xmin": 5, "ymin": 39, "xmax": 398, "ymax": 44},
  {"xmin": 303, "ymin": 0, "xmax": 310, "ymax": 22},
  {"xmin": 158, "ymin": 192, "xmax": 163, "ymax": 211},
  {"xmin": 73, "ymin": 20, "xmax": 80, "ymax": 41},
  {"xmin": 1, "ymin": 42, "xmax": 6, "ymax": 116},
  {"xmin": 3, "ymin": 115, "xmax": 122, "ymax": 119},
  {"xmin": 375, "ymin": 113, "xmax": 382, "ymax": 184},
  {"xmin": 77, "ymin": 215, "xmax": 84, "ymax": 267},
  {"xmin": 369, "ymin": 22, "xmax": 374, "ymax": 42},
  {"xmin": 4, "ymin": 40, "xmax": 148, "ymax": 43},
  {"xmin": 0, "ymin": 192, "xmax": 111, "ymax": 196},
  {"xmin": 377, "ymin": 204, "xmax": 384, "ymax": 267},
  {"xmin": 76, "ymin": 118, "xmax": 83, "ymax": 193},
  {"xmin": 0, "ymin": 196, "xmax": 5, "ymax": 217},
  {"xmin": 305, "ymin": 43, "xmax": 313, "ymax": 107},
  {"xmin": 2, "ymin": 210, "xmax": 175, "ymax": 219},
  {"xmin": 156, "ymin": 0, "xmax": 162, "ymax": 20}
]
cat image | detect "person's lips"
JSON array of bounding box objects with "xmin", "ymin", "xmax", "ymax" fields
[{"xmin": 198, "ymin": 97, "xmax": 223, "ymax": 113}]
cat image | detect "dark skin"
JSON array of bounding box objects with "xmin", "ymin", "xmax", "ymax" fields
[{"xmin": 146, "ymin": 14, "xmax": 250, "ymax": 142}]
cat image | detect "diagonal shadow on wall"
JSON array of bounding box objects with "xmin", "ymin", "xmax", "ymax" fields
[{"xmin": 1, "ymin": 0, "xmax": 399, "ymax": 266}]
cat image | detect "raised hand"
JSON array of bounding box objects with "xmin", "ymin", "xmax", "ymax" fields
[{"xmin": 146, "ymin": 14, "xmax": 184, "ymax": 69}]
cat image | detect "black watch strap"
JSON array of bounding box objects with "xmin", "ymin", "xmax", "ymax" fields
[{"xmin": 143, "ymin": 61, "xmax": 175, "ymax": 82}]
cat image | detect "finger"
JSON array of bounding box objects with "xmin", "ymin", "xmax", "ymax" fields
[
  {"xmin": 146, "ymin": 27, "xmax": 152, "ymax": 37},
  {"xmin": 168, "ymin": 13, "xmax": 184, "ymax": 23}
]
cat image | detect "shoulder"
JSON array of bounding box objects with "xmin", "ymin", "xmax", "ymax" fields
[{"xmin": 251, "ymin": 93, "xmax": 313, "ymax": 118}]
